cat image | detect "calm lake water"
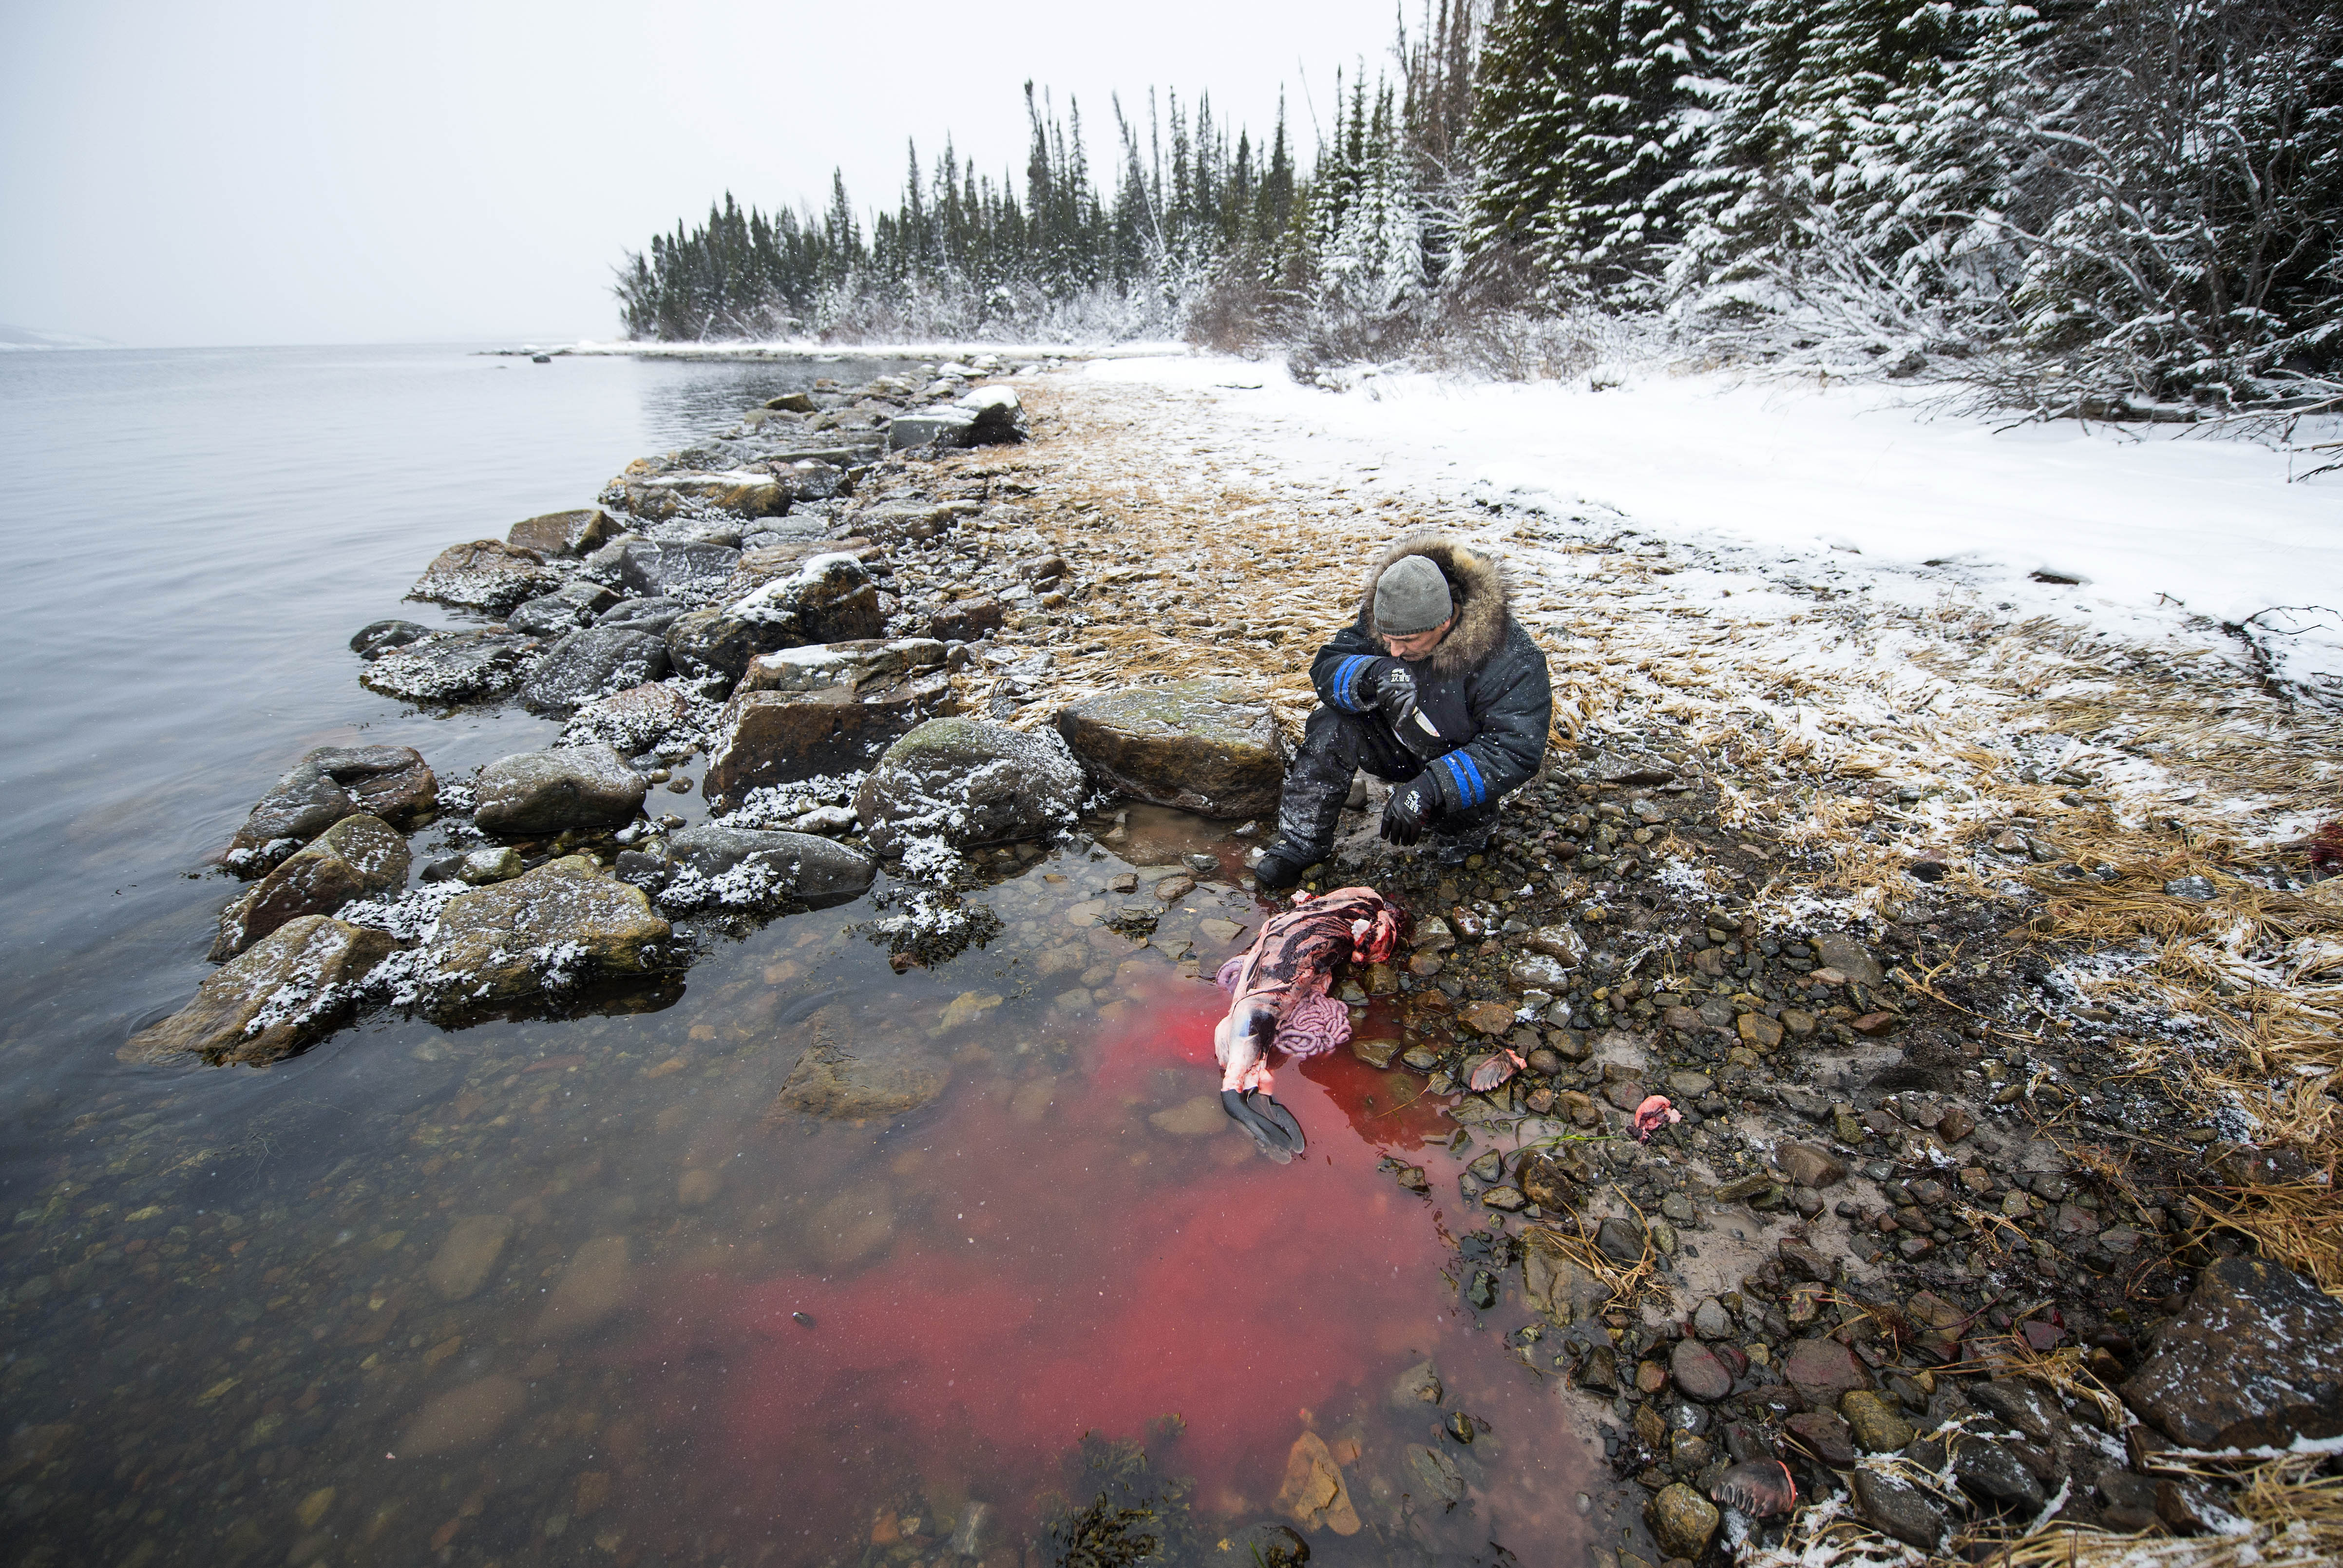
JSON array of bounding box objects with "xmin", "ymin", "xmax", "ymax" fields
[{"xmin": 0, "ymin": 346, "xmax": 1591, "ymax": 1568}]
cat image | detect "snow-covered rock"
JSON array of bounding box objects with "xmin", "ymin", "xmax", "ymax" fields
[
  {"xmin": 854, "ymin": 717, "xmax": 1083, "ymax": 851},
  {"xmin": 121, "ymin": 915, "xmax": 396, "ymax": 1066},
  {"xmin": 516, "ymin": 626, "xmax": 670, "ymax": 715},
  {"xmin": 404, "ymin": 538, "xmax": 561, "ymax": 614}
]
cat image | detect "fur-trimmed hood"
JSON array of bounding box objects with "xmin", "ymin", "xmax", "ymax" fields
[{"xmin": 1359, "ymin": 534, "xmax": 1511, "ymax": 680}]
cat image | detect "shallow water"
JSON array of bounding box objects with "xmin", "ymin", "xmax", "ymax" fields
[{"xmin": 0, "ymin": 349, "xmax": 1594, "ymax": 1567}]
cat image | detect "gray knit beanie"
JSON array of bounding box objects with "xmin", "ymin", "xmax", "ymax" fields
[{"xmin": 1374, "ymin": 555, "xmax": 1454, "ymax": 637}]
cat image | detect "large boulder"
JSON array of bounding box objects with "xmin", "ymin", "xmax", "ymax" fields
[
  {"xmin": 405, "ymin": 539, "xmax": 561, "ymax": 614},
  {"xmin": 761, "ymin": 458, "xmax": 851, "ymax": 503},
  {"xmin": 600, "ymin": 469, "xmax": 788, "ymax": 521},
  {"xmin": 740, "ymin": 638, "xmax": 948, "ymax": 697},
  {"xmin": 2121, "ymin": 1255, "xmax": 2343, "ymax": 1448},
  {"xmin": 718, "ymin": 537, "xmax": 883, "ymax": 602},
  {"xmin": 1055, "ymin": 681, "xmax": 1287, "ymax": 819},
  {"xmin": 887, "ymin": 408, "xmax": 977, "ymax": 451},
  {"xmin": 122, "ymin": 916, "xmax": 395, "ymax": 1067},
  {"xmin": 564, "ymin": 683, "xmax": 693, "ymax": 756},
  {"xmin": 855, "ymin": 718, "xmax": 1084, "ymax": 852},
  {"xmin": 602, "ymin": 538, "xmax": 741, "ymax": 600},
  {"xmin": 665, "ymin": 555, "xmax": 886, "ymax": 683},
  {"xmin": 420, "ymin": 856, "xmax": 677, "ymax": 1017},
  {"xmin": 474, "ymin": 746, "xmax": 648, "ymax": 837},
  {"xmin": 508, "ymin": 508, "xmax": 616, "ymax": 557},
  {"xmin": 359, "ymin": 631, "xmax": 538, "ymax": 705},
  {"xmin": 508, "ymin": 579, "xmax": 619, "ymax": 637},
  {"xmin": 212, "ymin": 813, "xmax": 410, "ymax": 959},
  {"xmin": 226, "ymin": 746, "xmax": 436, "ymax": 870},
  {"xmin": 516, "ymin": 627, "xmax": 670, "ymax": 716},
  {"xmin": 888, "ymin": 387, "xmax": 1027, "ymax": 451},
  {"xmin": 955, "ymin": 385, "xmax": 1028, "ymax": 442},
  {"xmin": 648, "ymin": 825, "xmax": 876, "ymax": 910},
  {"xmin": 703, "ymin": 641, "xmax": 954, "ymax": 809},
  {"xmin": 350, "ymin": 619, "xmax": 432, "ymax": 659}
]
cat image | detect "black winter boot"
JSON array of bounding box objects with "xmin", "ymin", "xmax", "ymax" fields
[{"xmin": 1251, "ymin": 846, "xmax": 1311, "ymax": 891}]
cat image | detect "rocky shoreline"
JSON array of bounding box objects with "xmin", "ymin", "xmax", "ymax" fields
[{"xmin": 123, "ymin": 354, "xmax": 2343, "ymax": 1567}]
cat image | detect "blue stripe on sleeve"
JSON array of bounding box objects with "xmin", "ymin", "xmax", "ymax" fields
[
  {"xmin": 1439, "ymin": 754, "xmax": 1473, "ymax": 808},
  {"xmin": 1332, "ymin": 655, "xmax": 1374, "ymax": 710},
  {"xmin": 1456, "ymin": 750, "xmax": 1489, "ymax": 807}
]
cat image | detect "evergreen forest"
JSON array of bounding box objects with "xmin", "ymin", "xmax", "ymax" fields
[{"xmin": 614, "ymin": 0, "xmax": 2343, "ymax": 414}]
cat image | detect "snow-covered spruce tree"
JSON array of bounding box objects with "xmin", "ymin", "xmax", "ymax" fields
[
  {"xmin": 1992, "ymin": 0, "xmax": 2343, "ymax": 406},
  {"xmin": 1314, "ymin": 78, "xmax": 1428, "ymax": 315},
  {"xmin": 1669, "ymin": 0, "xmax": 1970, "ymax": 327},
  {"xmin": 1466, "ymin": 0, "xmax": 1720, "ymax": 305}
]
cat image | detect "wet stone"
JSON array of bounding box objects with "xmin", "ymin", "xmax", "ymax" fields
[
  {"xmin": 1810, "ymin": 932, "xmax": 1885, "ymax": 986},
  {"xmin": 1782, "ymin": 1337, "xmax": 1871, "ymax": 1407},
  {"xmin": 534, "ymin": 1236, "xmax": 629, "ymax": 1338},
  {"xmin": 508, "ymin": 506, "xmax": 616, "ymax": 557},
  {"xmin": 121, "ymin": 916, "xmax": 395, "ymax": 1067},
  {"xmin": 1784, "ymin": 1409, "xmax": 1856, "ymax": 1467},
  {"xmin": 2120, "ymin": 1255, "xmax": 2343, "ymax": 1448},
  {"xmin": 1840, "ymin": 1390, "xmax": 1915, "ymax": 1453},
  {"xmin": 1775, "ymin": 1143, "xmax": 1846, "ymax": 1189},
  {"xmin": 398, "ymin": 1375, "xmax": 527, "ymax": 1456},
  {"xmin": 517, "ymin": 627, "xmax": 670, "ymax": 716},
  {"xmin": 855, "ymin": 717, "xmax": 1085, "ymax": 851},
  {"xmin": 1221, "ymin": 1523, "xmax": 1310, "ymax": 1568},
  {"xmin": 771, "ymin": 1006, "xmax": 952, "ymax": 1119},
  {"xmin": 1645, "ymin": 1482, "xmax": 1720, "ymax": 1561},
  {"xmin": 211, "ymin": 812, "xmax": 409, "ymax": 959},
  {"xmin": 1404, "ymin": 1445, "xmax": 1466, "ymax": 1505},
  {"xmin": 510, "ymin": 578, "xmax": 621, "ymax": 637},
  {"xmin": 1952, "ymin": 1440, "xmax": 2046, "ymax": 1513},
  {"xmin": 1670, "ymin": 1338, "xmax": 1733, "ymax": 1402},
  {"xmin": 1595, "ymin": 1216, "xmax": 1645, "ymax": 1263},
  {"xmin": 425, "ymin": 1215, "xmax": 515, "ymax": 1301},
  {"xmin": 1389, "ymin": 1359, "xmax": 1443, "ymax": 1410},
  {"xmin": 474, "ymin": 745, "xmax": 648, "ymax": 836},
  {"xmin": 406, "ymin": 538, "xmax": 560, "ymax": 614},
  {"xmin": 361, "ymin": 631, "xmax": 539, "ymax": 704},
  {"xmin": 1852, "ymin": 1468, "xmax": 1946, "ymax": 1551},
  {"xmin": 421, "ymin": 855, "xmax": 676, "ymax": 1015}
]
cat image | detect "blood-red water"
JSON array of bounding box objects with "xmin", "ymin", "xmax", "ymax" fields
[{"xmin": 624, "ymin": 974, "xmax": 1496, "ymax": 1557}]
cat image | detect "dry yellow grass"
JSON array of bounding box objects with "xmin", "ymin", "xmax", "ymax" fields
[{"xmin": 981, "ymin": 371, "xmax": 2343, "ymax": 1558}]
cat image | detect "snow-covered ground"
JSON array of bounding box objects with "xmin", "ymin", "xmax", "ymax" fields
[
  {"xmin": 552, "ymin": 338, "xmax": 1190, "ymax": 363},
  {"xmin": 1077, "ymin": 353, "xmax": 2343, "ymax": 699}
]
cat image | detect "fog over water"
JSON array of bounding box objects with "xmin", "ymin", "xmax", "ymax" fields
[{"xmin": 0, "ymin": 0, "xmax": 1396, "ymax": 346}]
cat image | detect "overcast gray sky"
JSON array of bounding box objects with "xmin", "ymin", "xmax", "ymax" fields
[{"xmin": 1, "ymin": 0, "xmax": 1400, "ymax": 347}]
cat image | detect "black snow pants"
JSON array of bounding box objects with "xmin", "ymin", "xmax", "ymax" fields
[{"xmin": 1272, "ymin": 706, "xmax": 1504, "ymax": 861}]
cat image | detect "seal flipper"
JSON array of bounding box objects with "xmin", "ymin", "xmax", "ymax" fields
[
  {"xmin": 1220, "ymin": 1089, "xmax": 1304, "ymax": 1161},
  {"xmin": 1245, "ymin": 1090, "xmax": 1305, "ymax": 1155}
]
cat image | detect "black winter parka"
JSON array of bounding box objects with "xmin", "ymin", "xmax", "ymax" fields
[{"xmin": 1307, "ymin": 536, "xmax": 1554, "ymax": 815}]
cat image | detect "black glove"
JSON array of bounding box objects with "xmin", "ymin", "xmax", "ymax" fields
[
  {"xmin": 1365, "ymin": 659, "xmax": 1447, "ymax": 759},
  {"xmin": 1380, "ymin": 777, "xmax": 1440, "ymax": 844}
]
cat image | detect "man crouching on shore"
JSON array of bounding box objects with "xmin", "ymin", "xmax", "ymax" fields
[{"xmin": 1252, "ymin": 535, "xmax": 1554, "ymax": 892}]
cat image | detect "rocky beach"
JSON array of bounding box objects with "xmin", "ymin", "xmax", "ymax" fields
[{"xmin": 6, "ymin": 352, "xmax": 2340, "ymax": 1568}]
